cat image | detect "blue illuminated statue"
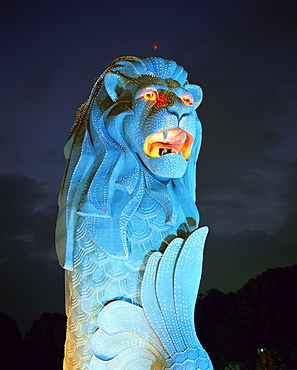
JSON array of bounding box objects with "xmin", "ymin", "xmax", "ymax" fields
[{"xmin": 56, "ymin": 56, "xmax": 213, "ymax": 369}]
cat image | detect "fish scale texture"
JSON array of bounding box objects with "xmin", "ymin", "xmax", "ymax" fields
[
  {"xmin": 55, "ymin": 56, "xmax": 213, "ymax": 369},
  {"xmin": 64, "ymin": 193, "xmax": 194, "ymax": 369}
]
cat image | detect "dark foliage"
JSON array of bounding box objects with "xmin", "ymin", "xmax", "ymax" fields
[
  {"xmin": 195, "ymin": 265, "xmax": 297, "ymax": 369},
  {"xmin": 0, "ymin": 313, "xmax": 23, "ymax": 367},
  {"xmin": 23, "ymin": 312, "xmax": 66, "ymax": 370}
]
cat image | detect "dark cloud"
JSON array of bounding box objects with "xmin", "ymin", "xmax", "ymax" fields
[
  {"xmin": 197, "ymin": 157, "xmax": 295, "ymax": 234},
  {"xmin": 0, "ymin": 174, "xmax": 58, "ymax": 260},
  {"xmin": 0, "ymin": 174, "xmax": 64, "ymax": 334},
  {"xmin": 0, "ymin": 255, "xmax": 64, "ymax": 336},
  {"xmin": 188, "ymin": 1, "xmax": 297, "ymax": 235},
  {"xmin": 200, "ymin": 213, "xmax": 297, "ymax": 293}
]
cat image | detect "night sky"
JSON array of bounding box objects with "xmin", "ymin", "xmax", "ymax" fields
[{"xmin": 1, "ymin": 0, "xmax": 296, "ymax": 335}]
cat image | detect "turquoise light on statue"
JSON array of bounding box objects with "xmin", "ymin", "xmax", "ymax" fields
[{"xmin": 56, "ymin": 56, "xmax": 213, "ymax": 369}]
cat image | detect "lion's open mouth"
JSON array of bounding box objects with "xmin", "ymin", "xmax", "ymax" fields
[{"xmin": 143, "ymin": 128, "xmax": 194, "ymax": 161}]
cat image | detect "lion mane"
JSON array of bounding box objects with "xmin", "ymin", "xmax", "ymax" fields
[{"xmin": 56, "ymin": 56, "xmax": 203, "ymax": 270}]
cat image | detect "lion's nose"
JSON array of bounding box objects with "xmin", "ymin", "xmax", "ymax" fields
[{"xmin": 168, "ymin": 107, "xmax": 190, "ymax": 122}]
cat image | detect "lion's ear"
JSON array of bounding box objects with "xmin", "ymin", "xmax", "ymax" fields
[
  {"xmin": 186, "ymin": 84, "xmax": 203, "ymax": 107},
  {"xmin": 104, "ymin": 73, "xmax": 127, "ymax": 101}
]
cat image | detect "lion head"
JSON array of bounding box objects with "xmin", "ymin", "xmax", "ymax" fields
[{"xmin": 56, "ymin": 56, "xmax": 203, "ymax": 269}]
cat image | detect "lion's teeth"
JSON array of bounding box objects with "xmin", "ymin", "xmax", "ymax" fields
[
  {"xmin": 181, "ymin": 132, "xmax": 186, "ymax": 143},
  {"xmin": 163, "ymin": 131, "xmax": 169, "ymax": 140}
]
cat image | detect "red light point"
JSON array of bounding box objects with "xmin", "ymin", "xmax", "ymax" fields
[{"xmin": 153, "ymin": 44, "xmax": 158, "ymax": 50}]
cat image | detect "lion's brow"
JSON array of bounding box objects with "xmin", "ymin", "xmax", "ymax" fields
[
  {"xmin": 133, "ymin": 76, "xmax": 181, "ymax": 89},
  {"xmin": 165, "ymin": 78, "xmax": 181, "ymax": 88}
]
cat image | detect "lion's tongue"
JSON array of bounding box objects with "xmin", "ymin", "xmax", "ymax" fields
[{"xmin": 144, "ymin": 129, "xmax": 193, "ymax": 160}]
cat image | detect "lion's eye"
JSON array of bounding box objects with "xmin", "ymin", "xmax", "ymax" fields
[
  {"xmin": 141, "ymin": 90, "xmax": 157, "ymax": 101},
  {"xmin": 181, "ymin": 94, "xmax": 193, "ymax": 105}
]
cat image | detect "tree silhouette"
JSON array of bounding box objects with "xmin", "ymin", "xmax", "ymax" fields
[
  {"xmin": 0, "ymin": 312, "xmax": 23, "ymax": 368},
  {"xmin": 256, "ymin": 348, "xmax": 285, "ymax": 370},
  {"xmin": 195, "ymin": 265, "xmax": 297, "ymax": 369},
  {"xmin": 195, "ymin": 289, "xmax": 237, "ymax": 367},
  {"xmin": 23, "ymin": 312, "xmax": 66, "ymax": 370},
  {"xmin": 236, "ymin": 265, "xmax": 297, "ymax": 351}
]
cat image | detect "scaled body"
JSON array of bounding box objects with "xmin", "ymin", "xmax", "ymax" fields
[{"xmin": 56, "ymin": 56, "xmax": 213, "ymax": 369}]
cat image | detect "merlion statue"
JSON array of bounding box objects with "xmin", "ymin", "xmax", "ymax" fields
[{"xmin": 56, "ymin": 56, "xmax": 213, "ymax": 369}]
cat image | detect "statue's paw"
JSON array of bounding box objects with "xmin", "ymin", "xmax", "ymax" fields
[
  {"xmin": 141, "ymin": 226, "xmax": 209, "ymax": 353},
  {"xmin": 89, "ymin": 227, "xmax": 214, "ymax": 369}
]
